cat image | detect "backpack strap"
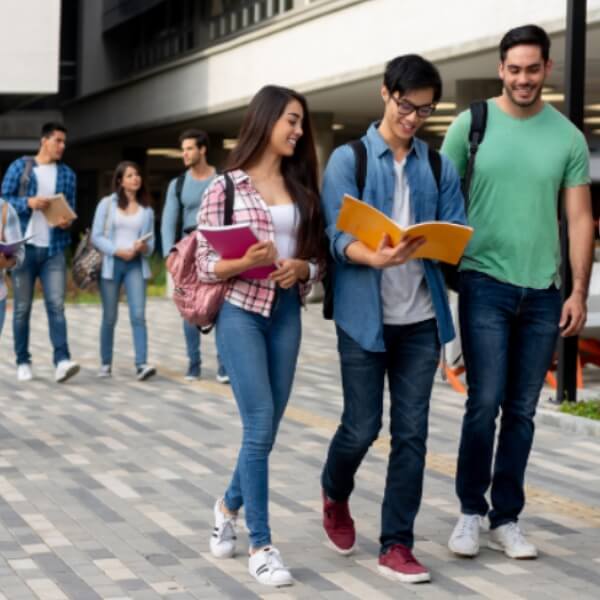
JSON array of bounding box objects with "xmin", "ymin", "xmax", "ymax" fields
[
  {"xmin": 173, "ymin": 172, "xmax": 186, "ymax": 242},
  {"xmin": 427, "ymin": 147, "xmax": 442, "ymax": 193},
  {"xmin": 18, "ymin": 157, "xmax": 35, "ymax": 198},
  {"xmin": 463, "ymin": 100, "xmax": 488, "ymax": 207},
  {"xmin": 348, "ymin": 139, "xmax": 367, "ymax": 199},
  {"xmin": 0, "ymin": 203, "xmax": 8, "ymax": 242},
  {"xmin": 223, "ymin": 173, "xmax": 235, "ymax": 226}
]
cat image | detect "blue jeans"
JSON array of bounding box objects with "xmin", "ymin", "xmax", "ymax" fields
[
  {"xmin": 216, "ymin": 287, "xmax": 301, "ymax": 548},
  {"xmin": 183, "ymin": 318, "xmax": 201, "ymax": 368},
  {"xmin": 0, "ymin": 297, "xmax": 5, "ymax": 337},
  {"xmin": 457, "ymin": 270, "xmax": 561, "ymax": 528},
  {"xmin": 322, "ymin": 319, "xmax": 440, "ymax": 551},
  {"xmin": 99, "ymin": 257, "xmax": 148, "ymax": 368},
  {"xmin": 12, "ymin": 245, "xmax": 70, "ymax": 365}
]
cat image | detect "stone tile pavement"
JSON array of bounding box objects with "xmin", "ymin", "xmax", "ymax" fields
[{"xmin": 0, "ymin": 298, "xmax": 598, "ymax": 599}]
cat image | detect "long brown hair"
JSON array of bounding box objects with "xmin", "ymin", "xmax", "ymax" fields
[
  {"xmin": 112, "ymin": 161, "xmax": 151, "ymax": 210},
  {"xmin": 226, "ymin": 85, "xmax": 325, "ymax": 263}
]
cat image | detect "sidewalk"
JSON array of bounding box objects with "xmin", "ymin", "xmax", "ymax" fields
[{"xmin": 0, "ymin": 299, "xmax": 598, "ymax": 599}]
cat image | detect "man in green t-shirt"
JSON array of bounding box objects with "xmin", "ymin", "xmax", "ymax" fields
[{"xmin": 442, "ymin": 25, "xmax": 593, "ymax": 560}]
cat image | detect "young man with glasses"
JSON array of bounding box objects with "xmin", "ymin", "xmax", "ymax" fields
[
  {"xmin": 442, "ymin": 25, "xmax": 592, "ymax": 559},
  {"xmin": 319, "ymin": 54, "xmax": 465, "ymax": 583}
]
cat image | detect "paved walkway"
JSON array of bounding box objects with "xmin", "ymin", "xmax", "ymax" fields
[{"xmin": 0, "ymin": 299, "xmax": 599, "ymax": 599}]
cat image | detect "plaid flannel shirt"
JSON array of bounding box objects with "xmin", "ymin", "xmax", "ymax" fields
[
  {"xmin": 1, "ymin": 156, "xmax": 76, "ymax": 257},
  {"xmin": 196, "ymin": 170, "xmax": 319, "ymax": 318}
]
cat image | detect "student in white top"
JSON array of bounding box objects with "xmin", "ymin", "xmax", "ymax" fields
[{"xmin": 91, "ymin": 161, "xmax": 156, "ymax": 381}]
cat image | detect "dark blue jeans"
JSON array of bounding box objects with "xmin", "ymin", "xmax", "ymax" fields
[
  {"xmin": 216, "ymin": 287, "xmax": 301, "ymax": 548},
  {"xmin": 457, "ymin": 271, "xmax": 561, "ymax": 528},
  {"xmin": 12, "ymin": 245, "xmax": 70, "ymax": 365},
  {"xmin": 322, "ymin": 319, "xmax": 440, "ymax": 551}
]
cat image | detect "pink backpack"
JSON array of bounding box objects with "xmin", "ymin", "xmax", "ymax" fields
[{"xmin": 166, "ymin": 174, "xmax": 234, "ymax": 330}]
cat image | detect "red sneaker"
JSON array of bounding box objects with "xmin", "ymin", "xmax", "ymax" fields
[
  {"xmin": 322, "ymin": 490, "xmax": 355, "ymax": 555},
  {"xmin": 378, "ymin": 544, "xmax": 431, "ymax": 583}
]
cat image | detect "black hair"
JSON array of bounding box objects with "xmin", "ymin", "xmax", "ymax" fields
[
  {"xmin": 111, "ymin": 161, "xmax": 151, "ymax": 210},
  {"xmin": 383, "ymin": 54, "xmax": 442, "ymax": 103},
  {"xmin": 500, "ymin": 24, "xmax": 551, "ymax": 62},
  {"xmin": 178, "ymin": 129, "xmax": 210, "ymax": 152},
  {"xmin": 41, "ymin": 122, "xmax": 67, "ymax": 138}
]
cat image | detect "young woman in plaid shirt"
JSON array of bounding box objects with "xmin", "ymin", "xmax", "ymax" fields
[{"xmin": 197, "ymin": 85, "xmax": 325, "ymax": 587}]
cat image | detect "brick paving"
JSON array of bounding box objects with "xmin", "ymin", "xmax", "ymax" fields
[{"xmin": 0, "ymin": 298, "xmax": 598, "ymax": 599}]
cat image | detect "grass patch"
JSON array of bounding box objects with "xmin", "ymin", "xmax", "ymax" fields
[{"xmin": 559, "ymin": 399, "xmax": 600, "ymax": 421}]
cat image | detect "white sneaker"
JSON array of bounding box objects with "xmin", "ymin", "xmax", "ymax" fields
[
  {"xmin": 17, "ymin": 364, "xmax": 33, "ymax": 382},
  {"xmin": 209, "ymin": 499, "xmax": 237, "ymax": 559},
  {"xmin": 97, "ymin": 365, "xmax": 112, "ymax": 378},
  {"xmin": 136, "ymin": 364, "xmax": 156, "ymax": 381},
  {"xmin": 248, "ymin": 546, "xmax": 293, "ymax": 587},
  {"xmin": 55, "ymin": 360, "xmax": 80, "ymax": 383},
  {"xmin": 488, "ymin": 522, "xmax": 538, "ymax": 559},
  {"xmin": 448, "ymin": 514, "xmax": 482, "ymax": 557}
]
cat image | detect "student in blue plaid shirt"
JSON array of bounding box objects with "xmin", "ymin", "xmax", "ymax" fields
[{"xmin": 1, "ymin": 122, "xmax": 80, "ymax": 383}]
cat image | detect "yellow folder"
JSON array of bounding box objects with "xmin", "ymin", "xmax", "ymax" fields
[{"xmin": 336, "ymin": 194, "xmax": 473, "ymax": 265}]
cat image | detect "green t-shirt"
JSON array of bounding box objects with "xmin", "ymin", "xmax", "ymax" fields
[{"xmin": 441, "ymin": 99, "xmax": 590, "ymax": 288}]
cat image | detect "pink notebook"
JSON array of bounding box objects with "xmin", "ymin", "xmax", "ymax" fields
[{"xmin": 198, "ymin": 223, "xmax": 276, "ymax": 280}]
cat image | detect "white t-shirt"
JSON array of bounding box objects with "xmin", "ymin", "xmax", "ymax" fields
[
  {"xmin": 114, "ymin": 208, "xmax": 145, "ymax": 250},
  {"xmin": 381, "ymin": 159, "xmax": 435, "ymax": 325},
  {"xmin": 25, "ymin": 163, "xmax": 57, "ymax": 248},
  {"xmin": 269, "ymin": 204, "xmax": 298, "ymax": 260}
]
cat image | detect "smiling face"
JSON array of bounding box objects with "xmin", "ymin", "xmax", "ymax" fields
[
  {"xmin": 380, "ymin": 86, "xmax": 435, "ymax": 146},
  {"xmin": 120, "ymin": 166, "xmax": 142, "ymax": 194},
  {"xmin": 267, "ymin": 99, "xmax": 304, "ymax": 157},
  {"xmin": 499, "ymin": 44, "xmax": 551, "ymax": 109}
]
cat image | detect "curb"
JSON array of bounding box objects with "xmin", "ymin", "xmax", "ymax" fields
[{"xmin": 536, "ymin": 407, "xmax": 600, "ymax": 438}]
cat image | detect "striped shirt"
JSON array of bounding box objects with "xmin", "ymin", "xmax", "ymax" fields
[{"xmin": 195, "ymin": 170, "xmax": 319, "ymax": 318}]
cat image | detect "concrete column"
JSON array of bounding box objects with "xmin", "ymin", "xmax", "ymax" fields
[
  {"xmin": 455, "ymin": 79, "xmax": 502, "ymax": 112},
  {"xmin": 311, "ymin": 112, "xmax": 334, "ymax": 181}
]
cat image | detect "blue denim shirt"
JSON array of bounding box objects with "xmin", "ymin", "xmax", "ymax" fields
[
  {"xmin": 91, "ymin": 194, "xmax": 155, "ymax": 280},
  {"xmin": 322, "ymin": 123, "xmax": 466, "ymax": 352}
]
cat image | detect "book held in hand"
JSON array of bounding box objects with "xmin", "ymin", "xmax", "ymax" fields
[
  {"xmin": 0, "ymin": 236, "xmax": 32, "ymax": 257},
  {"xmin": 198, "ymin": 223, "xmax": 276, "ymax": 280},
  {"xmin": 42, "ymin": 194, "xmax": 77, "ymax": 227},
  {"xmin": 336, "ymin": 194, "xmax": 473, "ymax": 265}
]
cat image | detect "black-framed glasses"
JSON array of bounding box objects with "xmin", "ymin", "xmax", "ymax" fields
[{"xmin": 390, "ymin": 96, "xmax": 436, "ymax": 118}]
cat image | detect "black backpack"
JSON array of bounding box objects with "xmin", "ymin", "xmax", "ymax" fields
[
  {"xmin": 441, "ymin": 100, "xmax": 488, "ymax": 291},
  {"xmin": 173, "ymin": 172, "xmax": 187, "ymax": 245},
  {"xmin": 322, "ymin": 140, "xmax": 442, "ymax": 320}
]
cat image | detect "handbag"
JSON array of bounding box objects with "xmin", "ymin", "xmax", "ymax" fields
[{"xmin": 72, "ymin": 200, "xmax": 111, "ymax": 289}]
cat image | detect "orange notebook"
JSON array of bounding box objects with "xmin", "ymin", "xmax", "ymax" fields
[{"xmin": 336, "ymin": 194, "xmax": 473, "ymax": 265}]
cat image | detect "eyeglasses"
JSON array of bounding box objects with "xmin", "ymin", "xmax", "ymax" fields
[{"xmin": 390, "ymin": 96, "xmax": 436, "ymax": 118}]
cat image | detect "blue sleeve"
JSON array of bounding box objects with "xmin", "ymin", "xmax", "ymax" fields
[
  {"xmin": 91, "ymin": 198, "xmax": 116, "ymax": 256},
  {"xmin": 1, "ymin": 160, "xmax": 31, "ymax": 217},
  {"xmin": 160, "ymin": 179, "xmax": 179, "ymax": 257},
  {"xmin": 67, "ymin": 167, "xmax": 77, "ymax": 210},
  {"xmin": 321, "ymin": 144, "xmax": 360, "ymax": 264},
  {"xmin": 437, "ymin": 155, "xmax": 467, "ymax": 225}
]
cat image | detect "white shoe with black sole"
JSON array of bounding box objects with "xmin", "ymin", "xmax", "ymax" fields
[
  {"xmin": 136, "ymin": 364, "xmax": 156, "ymax": 381},
  {"xmin": 248, "ymin": 547, "xmax": 293, "ymax": 587},
  {"xmin": 209, "ymin": 499, "xmax": 237, "ymax": 559}
]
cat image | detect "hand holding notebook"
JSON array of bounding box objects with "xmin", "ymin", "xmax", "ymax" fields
[
  {"xmin": 198, "ymin": 223, "xmax": 277, "ymax": 279},
  {"xmin": 42, "ymin": 194, "xmax": 77, "ymax": 227}
]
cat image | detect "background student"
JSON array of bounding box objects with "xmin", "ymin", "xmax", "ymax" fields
[
  {"xmin": 161, "ymin": 129, "xmax": 228, "ymax": 382},
  {"xmin": 0, "ymin": 198, "xmax": 25, "ymax": 337},
  {"xmin": 91, "ymin": 161, "xmax": 156, "ymax": 381}
]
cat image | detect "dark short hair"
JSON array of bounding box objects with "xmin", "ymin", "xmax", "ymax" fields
[
  {"xmin": 500, "ymin": 25, "xmax": 551, "ymax": 62},
  {"xmin": 383, "ymin": 54, "xmax": 442, "ymax": 103},
  {"xmin": 178, "ymin": 129, "xmax": 210, "ymax": 152},
  {"xmin": 41, "ymin": 122, "xmax": 67, "ymax": 138}
]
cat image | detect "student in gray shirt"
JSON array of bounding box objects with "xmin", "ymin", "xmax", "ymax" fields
[{"xmin": 161, "ymin": 129, "xmax": 228, "ymax": 382}]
